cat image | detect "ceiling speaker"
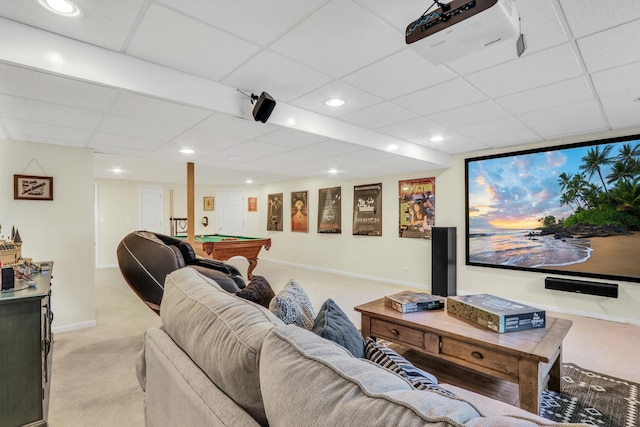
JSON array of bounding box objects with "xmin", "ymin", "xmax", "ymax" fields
[{"xmin": 252, "ymin": 92, "xmax": 276, "ymax": 123}]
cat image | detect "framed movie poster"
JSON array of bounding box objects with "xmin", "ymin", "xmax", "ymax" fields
[
  {"xmin": 318, "ymin": 186, "xmax": 342, "ymax": 233},
  {"xmin": 399, "ymin": 177, "xmax": 435, "ymax": 239},
  {"xmin": 353, "ymin": 183, "xmax": 382, "ymax": 236},
  {"xmin": 291, "ymin": 191, "xmax": 308, "ymax": 232},
  {"xmin": 14, "ymin": 174, "xmax": 53, "ymax": 200},
  {"xmin": 267, "ymin": 193, "xmax": 283, "ymax": 231}
]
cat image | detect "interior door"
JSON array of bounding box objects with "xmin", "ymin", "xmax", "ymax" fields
[
  {"xmin": 216, "ymin": 189, "xmax": 245, "ymax": 235},
  {"xmin": 140, "ymin": 185, "xmax": 163, "ymax": 232}
]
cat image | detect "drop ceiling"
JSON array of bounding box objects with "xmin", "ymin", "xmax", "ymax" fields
[{"xmin": 0, "ymin": 0, "xmax": 639, "ymax": 185}]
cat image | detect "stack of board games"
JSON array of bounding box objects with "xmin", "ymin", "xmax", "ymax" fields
[
  {"xmin": 446, "ymin": 294, "xmax": 545, "ymax": 333},
  {"xmin": 384, "ymin": 291, "xmax": 445, "ymax": 313}
]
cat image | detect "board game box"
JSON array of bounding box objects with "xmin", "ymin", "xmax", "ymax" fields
[
  {"xmin": 384, "ymin": 291, "xmax": 445, "ymax": 313},
  {"xmin": 446, "ymin": 294, "xmax": 546, "ymax": 333}
]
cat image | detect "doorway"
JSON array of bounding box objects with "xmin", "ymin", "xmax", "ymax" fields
[{"xmin": 216, "ymin": 189, "xmax": 245, "ymax": 235}]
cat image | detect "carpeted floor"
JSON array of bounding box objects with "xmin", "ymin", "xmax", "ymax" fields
[{"xmin": 540, "ymin": 363, "xmax": 640, "ymax": 427}]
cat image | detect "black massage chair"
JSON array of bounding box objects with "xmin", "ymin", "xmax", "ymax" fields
[{"xmin": 117, "ymin": 230, "xmax": 245, "ymax": 314}]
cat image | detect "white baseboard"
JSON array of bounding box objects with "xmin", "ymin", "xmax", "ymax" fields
[{"xmin": 53, "ymin": 320, "xmax": 97, "ymax": 334}]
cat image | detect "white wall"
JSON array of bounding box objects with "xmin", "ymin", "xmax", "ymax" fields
[{"xmin": 0, "ymin": 139, "xmax": 95, "ymax": 331}]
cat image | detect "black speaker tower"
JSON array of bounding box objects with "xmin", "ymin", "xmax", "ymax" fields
[{"xmin": 431, "ymin": 227, "xmax": 456, "ymax": 297}]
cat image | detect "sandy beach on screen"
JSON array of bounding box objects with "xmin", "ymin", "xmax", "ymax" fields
[{"xmin": 553, "ymin": 231, "xmax": 640, "ymax": 277}]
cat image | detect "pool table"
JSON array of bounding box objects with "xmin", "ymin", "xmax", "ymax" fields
[{"xmin": 179, "ymin": 234, "xmax": 271, "ymax": 279}]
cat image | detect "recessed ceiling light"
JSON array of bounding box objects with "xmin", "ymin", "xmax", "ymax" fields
[
  {"xmin": 38, "ymin": 0, "xmax": 81, "ymax": 16},
  {"xmin": 430, "ymin": 135, "xmax": 444, "ymax": 142},
  {"xmin": 111, "ymin": 167, "xmax": 123, "ymax": 174},
  {"xmin": 245, "ymin": 179, "xmax": 253, "ymax": 184},
  {"xmin": 180, "ymin": 148, "xmax": 195, "ymax": 154},
  {"xmin": 387, "ymin": 144, "xmax": 398, "ymax": 151},
  {"xmin": 324, "ymin": 98, "xmax": 345, "ymax": 107}
]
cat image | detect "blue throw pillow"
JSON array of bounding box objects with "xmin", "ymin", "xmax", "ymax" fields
[
  {"xmin": 364, "ymin": 338, "xmax": 456, "ymax": 397},
  {"xmin": 312, "ymin": 299, "xmax": 365, "ymax": 358}
]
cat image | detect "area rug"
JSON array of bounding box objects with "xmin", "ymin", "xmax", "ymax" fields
[{"xmin": 539, "ymin": 363, "xmax": 639, "ymax": 427}]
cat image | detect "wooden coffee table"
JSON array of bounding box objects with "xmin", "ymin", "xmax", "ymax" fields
[{"xmin": 355, "ymin": 298, "xmax": 572, "ymax": 414}]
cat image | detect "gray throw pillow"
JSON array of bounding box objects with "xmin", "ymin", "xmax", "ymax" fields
[
  {"xmin": 312, "ymin": 299, "xmax": 365, "ymax": 358},
  {"xmin": 269, "ymin": 279, "xmax": 316, "ymax": 329}
]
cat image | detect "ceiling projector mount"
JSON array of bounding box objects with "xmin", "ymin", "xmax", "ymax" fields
[
  {"xmin": 406, "ymin": 0, "xmax": 526, "ymax": 64},
  {"xmin": 237, "ymin": 89, "xmax": 276, "ymax": 123}
]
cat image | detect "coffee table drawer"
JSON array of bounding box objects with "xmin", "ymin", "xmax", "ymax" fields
[
  {"xmin": 440, "ymin": 337, "xmax": 519, "ymax": 378},
  {"xmin": 370, "ymin": 319, "xmax": 439, "ymax": 353}
]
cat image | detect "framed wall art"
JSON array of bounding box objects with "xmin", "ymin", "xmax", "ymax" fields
[
  {"xmin": 267, "ymin": 193, "xmax": 283, "ymax": 231},
  {"xmin": 248, "ymin": 197, "xmax": 257, "ymax": 212},
  {"xmin": 318, "ymin": 186, "xmax": 341, "ymax": 233},
  {"xmin": 399, "ymin": 177, "xmax": 435, "ymax": 239},
  {"xmin": 353, "ymin": 183, "xmax": 382, "ymax": 236},
  {"xmin": 466, "ymin": 133, "xmax": 640, "ymax": 283},
  {"xmin": 203, "ymin": 196, "xmax": 214, "ymax": 211},
  {"xmin": 14, "ymin": 175, "xmax": 53, "ymax": 201},
  {"xmin": 291, "ymin": 191, "xmax": 308, "ymax": 232}
]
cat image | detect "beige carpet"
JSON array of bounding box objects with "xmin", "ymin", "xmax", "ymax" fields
[{"xmin": 48, "ymin": 259, "xmax": 640, "ymax": 426}]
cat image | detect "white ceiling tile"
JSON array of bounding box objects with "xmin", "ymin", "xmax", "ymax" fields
[
  {"xmin": 110, "ymin": 92, "xmax": 213, "ymax": 127},
  {"xmin": 0, "ymin": 0, "xmax": 146, "ymax": 51},
  {"xmin": 342, "ymin": 49, "xmax": 456, "ymax": 99},
  {"xmin": 5, "ymin": 118, "xmax": 91, "ymax": 146},
  {"xmin": 256, "ymin": 127, "xmax": 329, "ymax": 147},
  {"xmin": 195, "ymin": 113, "xmax": 278, "ymax": 140},
  {"xmin": 127, "ymin": 4, "xmax": 260, "ymax": 81},
  {"xmin": 600, "ymin": 92, "xmax": 640, "ymax": 129},
  {"xmin": 90, "ymin": 133, "xmax": 161, "ymax": 152},
  {"xmin": 446, "ymin": 0, "xmax": 568, "ymax": 75},
  {"xmin": 98, "ymin": 114, "xmax": 184, "ymax": 141},
  {"xmin": 0, "ymin": 63, "xmax": 118, "ymax": 111},
  {"xmin": 517, "ymin": 99, "xmax": 609, "ymax": 138},
  {"xmin": 378, "ymin": 117, "xmax": 445, "ymax": 140},
  {"xmin": 172, "ymin": 129, "xmax": 247, "ymax": 152},
  {"xmin": 0, "ymin": 95, "xmax": 104, "ymax": 129},
  {"xmin": 290, "ymin": 81, "xmax": 382, "ymax": 117},
  {"xmin": 578, "ymin": 20, "xmax": 640, "ymax": 73},
  {"xmin": 201, "ymin": 141, "xmax": 295, "ymax": 167},
  {"xmin": 592, "ymin": 62, "xmax": 640, "ymax": 96},
  {"xmin": 466, "ymin": 44, "xmax": 583, "ymax": 97},
  {"xmin": 454, "ymin": 116, "xmax": 541, "ymax": 146},
  {"xmin": 269, "ymin": 0, "xmax": 405, "ymax": 78},
  {"xmin": 410, "ymin": 130, "xmax": 488, "ymax": 154},
  {"xmin": 223, "ymin": 50, "xmax": 333, "ymax": 103},
  {"xmin": 560, "ymin": 0, "xmax": 640, "ymax": 38},
  {"xmin": 393, "ymin": 79, "xmax": 487, "ymax": 116},
  {"xmin": 339, "ymin": 102, "xmax": 417, "ymax": 129},
  {"xmin": 495, "ymin": 77, "xmax": 594, "ymax": 115},
  {"xmin": 428, "ymin": 101, "xmax": 510, "ymax": 128},
  {"xmin": 168, "ymin": 0, "xmax": 331, "ymax": 46}
]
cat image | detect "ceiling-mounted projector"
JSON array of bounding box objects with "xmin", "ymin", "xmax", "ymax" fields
[{"xmin": 406, "ymin": 0, "xmax": 525, "ymax": 64}]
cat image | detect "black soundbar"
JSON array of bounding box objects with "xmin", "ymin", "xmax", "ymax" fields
[{"xmin": 545, "ymin": 277, "xmax": 618, "ymax": 298}]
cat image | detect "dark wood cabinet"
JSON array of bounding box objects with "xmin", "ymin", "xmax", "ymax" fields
[{"xmin": 0, "ymin": 263, "xmax": 53, "ymax": 427}]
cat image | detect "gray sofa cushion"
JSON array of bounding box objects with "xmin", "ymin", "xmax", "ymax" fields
[
  {"xmin": 160, "ymin": 268, "xmax": 283, "ymax": 426},
  {"xmin": 260, "ymin": 325, "xmax": 561, "ymax": 427}
]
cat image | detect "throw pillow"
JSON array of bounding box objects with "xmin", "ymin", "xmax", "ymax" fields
[
  {"xmin": 235, "ymin": 275, "xmax": 275, "ymax": 308},
  {"xmin": 269, "ymin": 279, "xmax": 316, "ymax": 329},
  {"xmin": 311, "ymin": 299, "xmax": 365, "ymax": 358},
  {"xmin": 364, "ymin": 338, "xmax": 456, "ymax": 397}
]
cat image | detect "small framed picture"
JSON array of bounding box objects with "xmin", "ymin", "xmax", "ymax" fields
[
  {"xmin": 248, "ymin": 197, "xmax": 257, "ymax": 212},
  {"xmin": 203, "ymin": 196, "xmax": 214, "ymax": 211},
  {"xmin": 14, "ymin": 175, "xmax": 54, "ymax": 201}
]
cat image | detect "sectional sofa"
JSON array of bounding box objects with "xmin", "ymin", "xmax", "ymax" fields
[{"xmin": 135, "ymin": 267, "xmax": 586, "ymax": 426}]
